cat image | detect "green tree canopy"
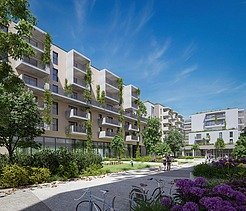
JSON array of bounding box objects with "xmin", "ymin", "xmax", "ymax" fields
[
  {"xmin": 142, "ymin": 117, "xmax": 162, "ymax": 154},
  {"xmin": 214, "ymin": 138, "xmax": 225, "ymax": 150},
  {"xmin": 233, "ymin": 133, "xmax": 246, "ymax": 159},
  {"xmin": 165, "ymin": 129, "xmax": 184, "ymax": 157},
  {"xmin": 0, "ymin": 84, "xmax": 44, "ymax": 161},
  {"xmin": 155, "ymin": 142, "xmax": 171, "ymax": 157},
  {"xmin": 110, "ymin": 135, "xmax": 124, "ymax": 159}
]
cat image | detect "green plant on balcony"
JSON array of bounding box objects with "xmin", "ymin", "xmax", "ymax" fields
[
  {"xmin": 85, "ymin": 119, "xmax": 93, "ymax": 152},
  {"xmin": 117, "ymin": 78, "xmax": 123, "ymax": 106},
  {"xmin": 43, "ymin": 89, "xmax": 53, "ymax": 125},
  {"xmin": 42, "ymin": 33, "xmax": 52, "ymax": 65},
  {"xmin": 96, "ymin": 85, "xmax": 100, "ymax": 102},
  {"xmin": 84, "ymin": 64, "xmax": 92, "ymax": 101},
  {"xmin": 64, "ymin": 78, "xmax": 73, "ymax": 96}
]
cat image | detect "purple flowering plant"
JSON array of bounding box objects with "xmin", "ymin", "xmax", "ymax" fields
[{"xmin": 160, "ymin": 176, "xmax": 246, "ymax": 211}]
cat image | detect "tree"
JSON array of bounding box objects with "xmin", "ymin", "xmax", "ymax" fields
[
  {"xmin": 0, "ymin": 0, "xmax": 36, "ymax": 66},
  {"xmin": 0, "ymin": 0, "xmax": 45, "ymax": 161},
  {"xmin": 110, "ymin": 135, "xmax": 124, "ymax": 160},
  {"xmin": 191, "ymin": 143, "xmax": 200, "ymax": 157},
  {"xmin": 233, "ymin": 133, "xmax": 246, "ymax": 159},
  {"xmin": 142, "ymin": 117, "xmax": 162, "ymax": 155},
  {"xmin": 165, "ymin": 129, "xmax": 184, "ymax": 157},
  {"xmin": 0, "ymin": 84, "xmax": 44, "ymax": 162},
  {"xmin": 155, "ymin": 142, "xmax": 171, "ymax": 157},
  {"xmin": 214, "ymin": 138, "xmax": 225, "ymax": 157}
]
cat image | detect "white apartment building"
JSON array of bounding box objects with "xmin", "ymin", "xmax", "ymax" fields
[
  {"xmin": 183, "ymin": 108, "xmax": 245, "ymax": 157},
  {"xmin": 144, "ymin": 101, "xmax": 184, "ymax": 140},
  {"xmin": 2, "ymin": 24, "xmax": 147, "ymax": 157}
]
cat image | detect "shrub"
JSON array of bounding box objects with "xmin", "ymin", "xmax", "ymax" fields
[
  {"xmin": 81, "ymin": 164, "xmax": 107, "ymax": 176},
  {"xmin": 193, "ymin": 163, "xmax": 246, "ymax": 179},
  {"xmin": 57, "ymin": 161, "xmax": 79, "ymax": 179},
  {"xmin": 29, "ymin": 167, "xmax": 51, "ymax": 184},
  {"xmin": 1, "ymin": 164, "xmax": 29, "ymax": 188},
  {"xmin": 0, "ymin": 154, "xmax": 9, "ymax": 174},
  {"xmin": 12, "ymin": 153, "xmax": 34, "ymax": 167},
  {"xmin": 74, "ymin": 151, "xmax": 102, "ymax": 172},
  {"xmin": 32, "ymin": 149, "xmax": 59, "ymax": 174}
]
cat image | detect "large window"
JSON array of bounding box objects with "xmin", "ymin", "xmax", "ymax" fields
[
  {"xmin": 52, "ymin": 84, "xmax": 58, "ymax": 93},
  {"xmin": 53, "ymin": 51, "xmax": 58, "ymax": 65},
  {"xmin": 52, "ymin": 68, "xmax": 58, "ymax": 82},
  {"xmin": 23, "ymin": 74, "xmax": 37, "ymax": 87},
  {"xmin": 52, "ymin": 118, "xmax": 58, "ymax": 131},
  {"xmin": 52, "ymin": 102, "xmax": 58, "ymax": 115}
]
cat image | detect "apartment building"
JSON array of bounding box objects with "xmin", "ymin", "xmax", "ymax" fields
[
  {"xmin": 183, "ymin": 119, "xmax": 191, "ymax": 144},
  {"xmin": 183, "ymin": 108, "xmax": 246, "ymax": 157},
  {"xmin": 7, "ymin": 24, "xmax": 147, "ymax": 157},
  {"xmin": 144, "ymin": 101, "xmax": 184, "ymax": 140}
]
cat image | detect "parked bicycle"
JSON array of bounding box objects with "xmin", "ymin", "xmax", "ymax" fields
[
  {"xmin": 75, "ymin": 188, "xmax": 116, "ymax": 211},
  {"xmin": 129, "ymin": 178, "xmax": 165, "ymax": 210}
]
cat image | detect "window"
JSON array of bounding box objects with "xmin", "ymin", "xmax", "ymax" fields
[
  {"xmin": 229, "ymin": 139, "xmax": 233, "ymax": 144},
  {"xmin": 52, "ymin": 84, "xmax": 58, "ymax": 93},
  {"xmin": 219, "ymin": 132, "xmax": 222, "ymax": 139},
  {"xmin": 72, "ymin": 92, "xmax": 78, "ymax": 99},
  {"xmin": 52, "ymin": 102, "xmax": 58, "ymax": 115},
  {"xmin": 23, "ymin": 74, "xmax": 37, "ymax": 87},
  {"xmin": 195, "ymin": 134, "xmax": 202, "ymax": 139},
  {"xmin": 0, "ymin": 25, "xmax": 7, "ymax": 33},
  {"xmin": 52, "ymin": 68, "xmax": 58, "ymax": 82},
  {"xmin": 52, "ymin": 118, "xmax": 58, "ymax": 131},
  {"xmin": 230, "ymin": 131, "xmax": 233, "ymax": 138},
  {"xmin": 53, "ymin": 51, "xmax": 58, "ymax": 65}
]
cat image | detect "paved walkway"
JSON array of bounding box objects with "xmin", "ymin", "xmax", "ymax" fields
[{"xmin": 0, "ymin": 160, "xmax": 203, "ymax": 211}]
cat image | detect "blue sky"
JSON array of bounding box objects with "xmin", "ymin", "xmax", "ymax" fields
[{"xmin": 29, "ymin": 0, "xmax": 246, "ymax": 117}]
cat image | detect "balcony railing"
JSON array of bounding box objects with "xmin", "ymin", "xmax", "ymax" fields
[
  {"xmin": 124, "ymin": 112, "xmax": 138, "ymax": 119},
  {"xmin": 99, "ymin": 131, "xmax": 116, "ymax": 138},
  {"xmin": 22, "ymin": 76, "xmax": 45, "ymax": 89},
  {"xmin": 66, "ymin": 109, "xmax": 89, "ymax": 120},
  {"xmin": 106, "ymin": 92, "xmax": 119, "ymax": 101},
  {"xmin": 73, "ymin": 77, "xmax": 88, "ymax": 88},
  {"xmin": 74, "ymin": 62, "xmax": 86, "ymax": 72},
  {"xmin": 126, "ymin": 135, "xmax": 139, "ymax": 142},
  {"xmin": 23, "ymin": 57, "xmax": 45, "ymax": 70},
  {"xmin": 132, "ymin": 92, "xmax": 138, "ymax": 98},
  {"xmin": 27, "ymin": 38, "xmax": 44, "ymax": 51},
  {"xmin": 70, "ymin": 125, "xmax": 86, "ymax": 134},
  {"xmin": 98, "ymin": 117, "xmax": 120, "ymax": 127},
  {"xmin": 205, "ymin": 114, "xmax": 225, "ymax": 120},
  {"xmin": 131, "ymin": 103, "xmax": 138, "ymax": 109},
  {"xmin": 106, "ymin": 78, "xmax": 118, "ymax": 88},
  {"xmin": 52, "ymin": 87, "xmax": 86, "ymax": 103}
]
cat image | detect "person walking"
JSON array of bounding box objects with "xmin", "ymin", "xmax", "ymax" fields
[
  {"xmin": 162, "ymin": 157, "xmax": 167, "ymax": 171},
  {"xmin": 166, "ymin": 156, "xmax": 171, "ymax": 171}
]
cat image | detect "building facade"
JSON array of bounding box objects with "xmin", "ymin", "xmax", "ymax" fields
[
  {"xmin": 144, "ymin": 101, "xmax": 184, "ymax": 140},
  {"xmin": 5, "ymin": 24, "xmax": 147, "ymax": 157},
  {"xmin": 183, "ymin": 108, "xmax": 246, "ymax": 157}
]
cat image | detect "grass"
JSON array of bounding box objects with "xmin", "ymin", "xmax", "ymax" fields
[{"xmin": 102, "ymin": 163, "xmax": 154, "ymax": 173}]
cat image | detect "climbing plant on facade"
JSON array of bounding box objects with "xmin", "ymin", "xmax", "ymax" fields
[
  {"xmin": 43, "ymin": 89, "xmax": 53, "ymax": 125},
  {"xmin": 42, "ymin": 33, "xmax": 52, "ymax": 65},
  {"xmin": 85, "ymin": 117, "xmax": 93, "ymax": 152},
  {"xmin": 64, "ymin": 78, "xmax": 73, "ymax": 95},
  {"xmin": 84, "ymin": 64, "xmax": 92, "ymax": 102},
  {"xmin": 117, "ymin": 78, "xmax": 124, "ymax": 138}
]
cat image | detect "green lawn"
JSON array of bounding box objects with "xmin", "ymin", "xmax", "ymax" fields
[{"xmin": 102, "ymin": 163, "xmax": 155, "ymax": 173}]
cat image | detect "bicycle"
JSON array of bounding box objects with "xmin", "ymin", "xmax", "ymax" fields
[
  {"xmin": 129, "ymin": 178, "xmax": 165, "ymax": 210},
  {"xmin": 75, "ymin": 188, "xmax": 116, "ymax": 211}
]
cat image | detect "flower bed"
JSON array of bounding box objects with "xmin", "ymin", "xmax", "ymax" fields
[{"xmin": 160, "ymin": 177, "xmax": 246, "ymax": 211}]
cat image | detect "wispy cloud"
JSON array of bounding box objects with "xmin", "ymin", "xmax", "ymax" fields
[
  {"xmin": 182, "ymin": 42, "xmax": 196, "ymax": 62},
  {"xmin": 171, "ymin": 65, "xmax": 198, "ymax": 84}
]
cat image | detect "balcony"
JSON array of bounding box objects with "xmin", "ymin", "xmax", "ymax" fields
[
  {"xmin": 19, "ymin": 74, "xmax": 46, "ymax": 92},
  {"xmin": 125, "ymin": 124, "xmax": 139, "ymax": 132},
  {"xmin": 26, "ymin": 37, "xmax": 44, "ymax": 52},
  {"xmin": 72, "ymin": 77, "xmax": 89, "ymax": 90},
  {"xmin": 98, "ymin": 117, "xmax": 121, "ymax": 128},
  {"xmin": 74, "ymin": 62, "xmax": 86, "ymax": 73},
  {"xmin": 106, "ymin": 78, "xmax": 118, "ymax": 89},
  {"xmin": 99, "ymin": 131, "xmax": 116, "ymax": 139},
  {"xmin": 52, "ymin": 86, "xmax": 86, "ymax": 104},
  {"xmin": 69, "ymin": 125, "xmax": 86, "ymax": 135},
  {"xmin": 106, "ymin": 91, "xmax": 119, "ymax": 102},
  {"xmin": 38, "ymin": 123, "xmax": 50, "ymax": 131},
  {"xmin": 124, "ymin": 112, "xmax": 138, "ymax": 119},
  {"xmin": 205, "ymin": 113, "xmax": 225, "ymax": 121},
  {"xmin": 15, "ymin": 57, "xmax": 50, "ymax": 78},
  {"xmin": 126, "ymin": 135, "xmax": 139, "ymax": 142},
  {"xmin": 204, "ymin": 121, "xmax": 225, "ymax": 128},
  {"xmin": 131, "ymin": 102, "xmax": 138, "ymax": 110},
  {"xmin": 65, "ymin": 109, "xmax": 90, "ymax": 121},
  {"xmin": 132, "ymin": 92, "xmax": 138, "ymax": 99}
]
